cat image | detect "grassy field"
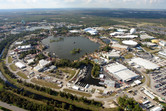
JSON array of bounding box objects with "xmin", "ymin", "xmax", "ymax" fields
[
  {"xmin": 8, "ymin": 56, "xmax": 12, "ymax": 64},
  {"xmin": 124, "ymin": 53, "xmax": 134, "ymax": 59},
  {"xmin": 17, "ymin": 71, "xmax": 28, "ymax": 79},
  {"xmin": 63, "ymin": 88, "xmax": 92, "ymax": 97},
  {"xmin": 31, "ymin": 78, "xmax": 61, "ymax": 89},
  {"xmin": 9, "ymin": 64, "xmax": 17, "ymax": 72},
  {"xmin": 58, "ymin": 67, "xmax": 76, "ymax": 80}
]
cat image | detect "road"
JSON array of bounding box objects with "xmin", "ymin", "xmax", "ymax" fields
[{"xmin": 0, "ymin": 101, "xmax": 27, "ymax": 111}]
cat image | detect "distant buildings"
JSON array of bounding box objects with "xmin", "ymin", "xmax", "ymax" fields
[
  {"xmin": 122, "ymin": 40, "xmax": 138, "ymax": 47},
  {"xmin": 159, "ymin": 40, "xmax": 166, "ymax": 46},
  {"xmin": 84, "ymin": 28, "xmax": 98, "ymax": 35},
  {"xmin": 112, "ymin": 43, "xmax": 128, "ymax": 52}
]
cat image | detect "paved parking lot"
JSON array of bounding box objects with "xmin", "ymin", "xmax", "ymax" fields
[{"xmin": 150, "ymin": 68, "xmax": 166, "ymax": 100}]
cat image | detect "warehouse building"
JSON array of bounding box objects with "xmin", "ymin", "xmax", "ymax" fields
[
  {"xmin": 106, "ymin": 63, "xmax": 139, "ymax": 82},
  {"xmin": 15, "ymin": 62, "xmax": 26, "ymax": 69},
  {"xmin": 130, "ymin": 57, "xmax": 160, "ymax": 70}
]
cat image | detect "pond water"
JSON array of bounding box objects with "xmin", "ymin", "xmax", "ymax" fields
[{"xmin": 42, "ymin": 36, "xmax": 100, "ymax": 61}]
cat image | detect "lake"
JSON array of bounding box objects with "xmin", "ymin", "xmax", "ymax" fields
[{"xmin": 42, "ymin": 36, "xmax": 100, "ymax": 61}]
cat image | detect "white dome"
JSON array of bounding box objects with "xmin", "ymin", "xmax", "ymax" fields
[
  {"xmin": 130, "ymin": 28, "xmax": 136, "ymax": 34},
  {"xmin": 122, "ymin": 40, "xmax": 138, "ymax": 46}
]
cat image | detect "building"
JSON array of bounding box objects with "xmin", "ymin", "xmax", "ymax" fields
[
  {"xmin": 15, "ymin": 41, "xmax": 23, "ymax": 45},
  {"xmin": 151, "ymin": 39, "xmax": 159, "ymax": 44},
  {"xmin": 69, "ymin": 30, "xmax": 81, "ymax": 33},
  {"xmin": 117, "ymin": 29, "xmax": 128, "ymax": 32},
  {"xmin": 27, "ymin": 59, "xmax": 34, "ymax": 65},
  {"xmin": 15, "ymin": 62, "xmax": 26, "ymax": 69},
  {"xmin": 130, "ymin": 28, "xmax": 136, "ymax": 34},
  {"xmin": 112, "ymin": 43, "xmax": 128, "ymax": 52},
  {"xmin": 130, "ymin": 57, "xmax": 160, "ymax": 70},
  {"xmin": 122, "ymin": 40, "xmax": 138, "ymax": 47},
  {"xmin": 143, "ymin": 90, "xmax": 155, "ymax": 100},
  {"xmin": 150, "ymin": 107, "xmax": 162, "ymax": 111},
  {"xmin": 106, "ymin": 63, "xmax": 139, "ymax": 82},
  {"xmin": 104, "ymin": 80, "xmax": 115, "ymax": 88},
  {"xmin": 101, "ymin": 50, "xmax": 121, "ymax": 59},
  {"xmin": 159, "ymin": 41, "xmax": 166, "ymax": 46},
  {"xmin": 33, "ymin": 59, "xmax": 51, "ymax": 72},
  {"xmin": 115, "ymin": 35, "xmax": 138, "ymax": 39},
  {"xmin": 17, "ymin": 44, "xmax": 32, "ymax": 50},
  {"xmin": 158, "ymin": 51, "xmax": 166, "ymax": 58},
  {"xmin": 140, "ymin": 34, "xmax": 155, "ymax": 40},
  {"xmin": 110, "ymin": 32, "xmax": 124, "ymax": 36}
]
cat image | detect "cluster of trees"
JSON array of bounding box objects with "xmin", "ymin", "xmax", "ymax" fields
[
  {"xmin": 101, "ymin": 45, "xmax": 112, "ymax": 52},
  {"xmin": 17, "ymin": 80, "xmax": 102, "ymax": 107},
  {"xmin": 118, "ymin": 96, "xmax": 143, "ymax": 111},
  {"xmin": 35, "ymin": 53, "xmax": 47, "ymax": 61},
  {"xmin": 70, "ymin": 48, "xmax": 81, "ymax": 54},
  {"xmin": 19, "ymin": 49, "xmax": 37, "ymax": 59},
  {"xmin": 91, "ymin": 63, "xmax": 100, "ymax": 78}
]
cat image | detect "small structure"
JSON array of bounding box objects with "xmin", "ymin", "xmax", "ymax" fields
[
  {"xmin": 102, "ymin": 50, "xmax": 121, "ymax": 59},
  {"xmin": 115, "ymin": 35, "xmax": 138, "ymax": 39},
  {"xmin": 130, "ymin": 28, "xmax": 136, "ymax": 34},
  {"xmin": 159, "ymin": 41, "xmax": 166, "ymax": 46},
  {"xmin": 72, "ymin": 85, "xmax": 80, "ymax": 90},
  {"xmin": 134, "ymin": 80, "xmax": 141, "ymax": 85},
  {"xmin": 33, "ymin": 59, "xmax": 51, "ymax": 72},
  {"xmin": 27, "ymin": 58, "xmax": 34, "ymax": 65},
  {"xmin": 15, "ymin": 62, "xmax": 26, "ymax": 69},
  {"xmin": 104, "ymin": 80, "xmax": 115, "ymax": 88},
  {"xmin": 150, "ymin": 106, "xmax": 162, "ymax": 111},
  {"xmin": 143, "ymin": 90, "xmax": 155, "ymax": 100}
]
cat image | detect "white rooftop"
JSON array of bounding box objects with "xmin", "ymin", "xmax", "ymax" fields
[
  {"xmin": 130, "ymin": 57, "xmax": 160, "ymax": 70},
  {"xmin": 150, "ymin": 106, "xmax": 162, "ymax": 111},
  {"xmin": 106, "ymin": 63, "xmax": 139, "ymax": 82},
  {"xmin": 115, "ymin": 35, "xmax": 138, "ymax": 39},
  {"xmin": 122, "ymin": 40, "xmax": 138, "ymax": 46},
  {"xmin": 15, "ymin": 62, "xmax": 26, "ymax": 69}
]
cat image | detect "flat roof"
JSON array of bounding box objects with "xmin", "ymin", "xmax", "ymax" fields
[
  {"xmin": 15, "ymin": 62, "xmax": 26, "ymax": 69},
  {"xmin": 106, "ymin": 63, "xmax": 139, "ymax": 82},
  {"xmin": 131, "ymin": 57, "xmax": 160, "ymax": 70}
]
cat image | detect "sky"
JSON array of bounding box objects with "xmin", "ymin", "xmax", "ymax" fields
[{"xmin": 0, "ymin": 0, "xmax": 165, "ymax": 9}]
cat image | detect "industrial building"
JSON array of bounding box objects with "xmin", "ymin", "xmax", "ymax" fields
[
  {"xmin": 15, "ymin": 62, "xmax": 26, "ymax": 69},
  {"xmin": 101, "ymin": 50, "xmax": 121, "ymax": 59},
  {"xmin": 106, "ymin": 63, "xmax": 139, "ymax": 82},
  {"xmin": 111, "ymin": 43, "xmax": 128, "ymax": 52},
  {"xmin": 33, "ymin": 59, "xmax": 51, "ymax": 72},
  {"xmin": 130, "ymin": 57, "xmax": 160, "ymax": 70}
]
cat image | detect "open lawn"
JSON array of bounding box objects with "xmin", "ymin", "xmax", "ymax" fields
[
  {"xmin": 8, "ymin": 56, "xmax": 12, "ymax": 64},
  {"xmin": 58, "ymin": 67, "xmax": 76, "ymax": 80},
  {"xmin": 17, "ymin": 71, "xmax": 28, "ymax": 79},
  {"xmin": 9, "ymin": 64, "xmax": 17, "ymax": 72},
  {"xmin": 31, "ymin": 78, "xmax": 61, "ymax": 89},
  {"xmin": 63, "ymin": 88, "xmax": 92, "ymax": 97},
  {"xmin": 124, "ymin": 53, "xmax": 134, "ymax": 59}
]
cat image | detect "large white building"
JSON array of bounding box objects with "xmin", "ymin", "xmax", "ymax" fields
[
  {"xmin": 106, "ymin": 63, "xmax": 139, "ymax": 82},
  {"xmin": 84, "ymin": 28, "xmax": 98, "ymax": 35},
  {"xmin": 15, "ymin": 62, "xmax": 26, "ymax": 69},
  {"xmin": 122, "ymin": 40, "xmax": 138, "ymax": 47},
  {"xmin": 130, "ymin": 57, "xmax": 160, "ymax": 70},
  {"xmin": 33, "ymin": 59, "xmax": 51, "ymax": 72}
]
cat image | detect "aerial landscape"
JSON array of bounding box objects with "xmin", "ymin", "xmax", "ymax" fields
[{"xmin": 0, "ymin": 0, "xmax": 166, "ymax": 111}]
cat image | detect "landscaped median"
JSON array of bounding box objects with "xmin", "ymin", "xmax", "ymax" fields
[
  {"xmin": 9, "ymin": 64, "xmax": 17, "ymax": 72},
  {"xmin": 63, "ymin": 88, "xmax": 92, "ymax": 97},
  {"xmin": 17, "ymin": 71, "xmax": 28, "ymax": 79},
  {"xmin": 8, "ymin": 56, "xmax": 12, "ymax": 63}
]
